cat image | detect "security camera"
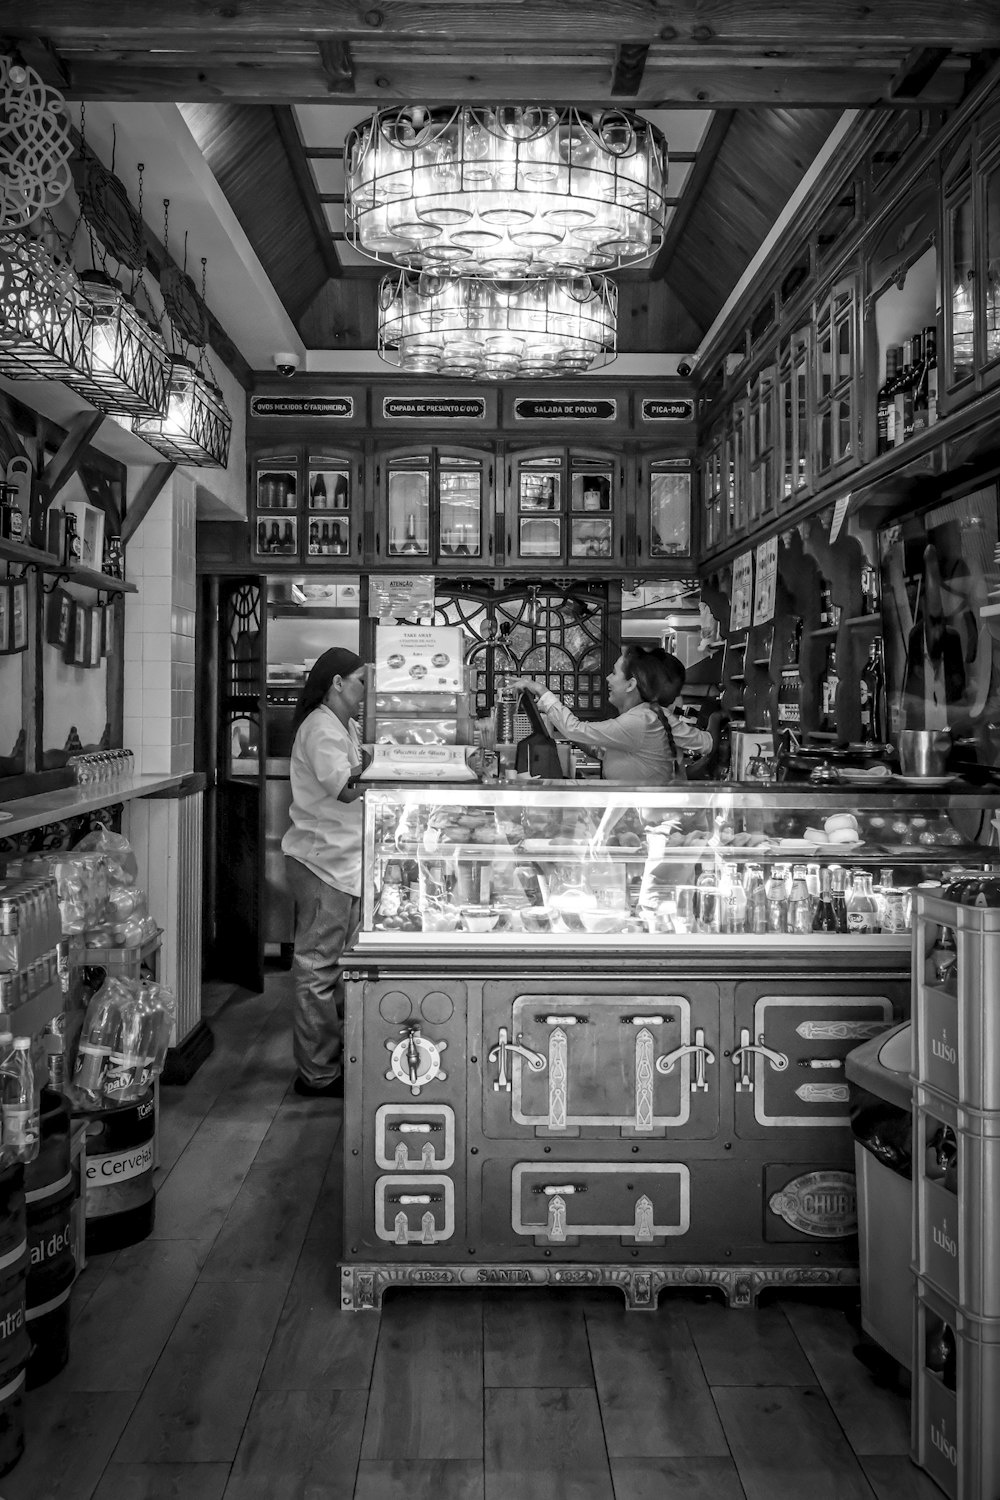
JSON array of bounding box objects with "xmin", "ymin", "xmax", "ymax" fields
[
  {"xmin": 273, "ymin": 352, "xmax": 300, "ymax": 378},
  {"xmin": 677, "ymin": 359, "xmax": 693, "ymax": 379}
]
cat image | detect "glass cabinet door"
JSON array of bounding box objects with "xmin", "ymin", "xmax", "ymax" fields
[
  {"xmin": 384, "ymin": 453, "xmax": 431, "ymax": 561},
  {"xmin": 701, "ymin": 431, "xmax": 723, "ymax": 553},
  {"xmin": 305, "ymin": 448, "xmax": 358, "ymax": 561},
  {"xmin": 636, "ymin": 456, "xmax": 692, "ymax": 564},
  {"xmin": 568, "ymin": 454, "xmax": 615, "ymax": 562},
  {"xmin": 813, "ymin": 274, "xmax": 858, "ymax": 483},
  {"xmin": 778, "ymin": 328, "xmax": 810, "ymax": 509},
  {"xmin": 748, "ymin": 364, "xmax": 776, "ymax": 527},
  {"xmin": 943, "ymin": 150, "xmax": 975, "ymax": 393},
  {"xmin": 515, "ymin": 454, "xmax": 563, "ymax": 564},
  {"xmin": 506, "ymin": 448, "xmax": 618, "ymax": 571},
  {"xmin": 983, "ymin": 150, "xmax": 1000, "ymax": 375},
  {"xmin": 377, "ymin": 447, "xmax": 491, "ymax": 568},
  {"xmin": 252, "ymin": 449, "xmax": 299, "ymax": 562}
]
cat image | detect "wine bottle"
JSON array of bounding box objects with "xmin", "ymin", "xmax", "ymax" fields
[
  {"xmin": 400, "ymin": 512, "xmax": 421, "ymax": 555},
  {"xmin": 860, "ymin": 636, "xmax": 886, "ymax": 745},
  {"xmin": 308, "ymin": 520, "xmax": 320, "ymax": 554},
  {"xmin": 819, "ymin": 644, "xmax": 839, "ymax": 732},
  {"xmin": 268, "ymin": 520, "xmax": 281, "ymax": 552},
  {"xmin": 257, "ymin": 521, "xmax": 268, "ymax": 555},
  {"xmin": 310, "ymin": 473, "xmax": 328, "ymax": 508},
  {"xmin": 812, "ymin": 868, "xmax": 840, "ymax": 932},
  {"xmin": 876, "ymin": 346, "xmax": 899, "ymax": 455},
  {"xmin": 924, "ymin": 324, "xmax": 939, "ymax": 426},
  {"xmin": 330, "ymin": 520, "xmax": 346, "ymax": 555},
  {"xmin": 903, "ymin": 330, "xmax": 922, "ymax": 441},
  {"xmin": 893, "ymin": 337, "xmax": 913, "ymax": 446},
  {"xmin": 911, "ymin": 333, "xmax": 930, "ymax": 435},
  {"xmin": 281, "ymin": 520, "xmax": 295, "ymax": 553}
]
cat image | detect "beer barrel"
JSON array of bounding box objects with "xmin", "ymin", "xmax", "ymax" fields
[
  {"xmin": 25, "ymin": 1089, "xmax": 76, "ymax": 1388},
  {"xmin": 78, "ymin": 1091, "xmax": 155, "ymax": 1256},
  {"xmin": 0, "ymin": 1164, "xmax": 30, "ymax": 1476}
]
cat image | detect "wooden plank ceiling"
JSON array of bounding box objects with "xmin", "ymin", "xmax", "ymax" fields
[{"xmin": 7, "ymin": 3, "xmax": 1000, "ymax": 362}]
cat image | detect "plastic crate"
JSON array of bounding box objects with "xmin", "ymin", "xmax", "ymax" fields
[
  {"xmin": 913, "ymin": 1274, "xmax": 1000, "ymax": 1500},
  {"xmin": 913, "ymin": 1083, "xmax": 1000, "ymax": 1318},
  {"xmin": 912, "ymin": 892, "xmax": 1000, "ymax": 1112}
]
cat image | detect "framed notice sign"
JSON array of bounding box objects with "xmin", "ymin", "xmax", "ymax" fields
[
  {"xmin": 730, "ymin": 551, "xmax": 754, "ymax": 631},
  {"xmin": 753, "ymin": 537, "xmax": 778, "ymax": 625}
]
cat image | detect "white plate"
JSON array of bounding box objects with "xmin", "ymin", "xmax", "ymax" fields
[
  {"xmin": 893, "ymin": 774, "xmax": 960, "ymax": 787},
  {"xmin": 773, "ymin": 838, "xmax": 819, "ymax": 852},
  {"xmin": 837, "ymin": 767, "xmax": 892, "ymax": 783}
]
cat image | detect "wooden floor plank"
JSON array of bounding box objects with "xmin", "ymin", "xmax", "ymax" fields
[
  {"xmin": 355, "ymin": 1459, "xmax": 486, "ymax": 1500},
  {"xmin": 860, "ymin": 1455, "xmax": 948, "ymax": 1500},
  {"xmin": 53, "ymin": 1239, "xmax": 201, "ymax": 1392},
  {"xmin": 222, "ymin": 1389, "xmax": 366, "ymax": 1500},
  {"xmin": 782, "ymin": 1300, "xmax": 910, "ymax": 1455},
  {"xmin": 683, "ymin": 1299, "xmax": 815, "ymax": 1386},
  {"xmin": 361, "ymin": 1292, "xmax": 484, "ymax": 1461},
  {"xmin": 92, "ymin": 1463, "xmax": 231, "ymax": 1500},
  {"xmin": 715, "ymin": 1386, "xmax": 878, "ymax": 1500},
  {"xmin": 609, "ymin": 1456, "xmax": 748, "ymax": 1500},
  {"xmin": 587, "ymin": 1304, "xmax": 729, "ymax": 1458},
  {"xmin": 302, "ymin": 1117, "xmax": 346, "ymax": 1251},
  {"xmin": 258, "ymin": 1234, "xmax": 380, "ymax": 1391},
  {"xmin": 198, "ymin": 1104, "xmax": 339, "ymax": 1284},
  {"xmin": 113, "ymin": 1280, "xmax": 287, "ymax": 1463},
  {"xmin": 148, "ymin": 1118, "xmax": 275, "ymax": 1257},
  {"xmin": 485, "ymin": 1387, "xmax": 613, "ymax": 1500},
  {"xmin": 1, "ymin": 1391, "xmax": 138, "ymax": 1500},
  {"xmin": 483, "ymin": 1290, "xmax": 594, "ymax": 1388}
]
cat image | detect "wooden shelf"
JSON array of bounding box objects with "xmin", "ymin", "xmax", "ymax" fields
[
  {"xmin": 0, "ymin": 537, "xmax": 59, "ymax": 569},
  {"xmin": 0, "ymin": 537, "xmax": 135, "ymax": 594},
  {"xmin": 730, "ymin": 673, "xmax": 746, "ymax": 683},
  {"xmin": 844, "ymin": 614, "xmax": 881, "ymax": 630},
  {"xmin": 807, "ymin": 625, "xmax": 838, "ymax": 639},
  {"xmin": 752, "ymin": 657, "xmax": 771, "ymax": 667}
]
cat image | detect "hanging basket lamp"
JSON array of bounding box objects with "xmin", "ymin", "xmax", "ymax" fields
[
  {"xmin": 63, "ymin": 269, "xmax": 170, "ymax": 419},
  {"xmin": 0, "ymin": 226, "xmax": 90, "ymax": 381},
  {"xmin": 133, "ymin": 355, "xmax": 231, "ymax": 468}
]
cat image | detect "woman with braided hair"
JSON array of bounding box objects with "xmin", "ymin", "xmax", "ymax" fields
[{"xmin": 511, "ymin": 645, "xmax": 712, "ymax": 786}]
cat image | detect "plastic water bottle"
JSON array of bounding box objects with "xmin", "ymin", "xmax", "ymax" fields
[
  {"xmin": 73, "ymin": 981, "xmax": 126, "ymax": 1104},
  {"xmin": 2, "ymin": 1038, "xmax": 39, "ymax": 1163}
]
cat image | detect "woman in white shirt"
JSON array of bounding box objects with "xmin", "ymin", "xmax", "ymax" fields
[
  {"xmin": 282, "ymin": 647, "xmax": 369, "ymax": 1097},
  {"xmin": 512, "ymin": 646, "xmax": 712, "ymax": 785}
]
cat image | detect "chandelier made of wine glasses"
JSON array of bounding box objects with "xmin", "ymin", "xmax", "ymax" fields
[
  {"xmin": 346, "ymin": 104, "xmax": 668, "ymax": 278},
  {"xmin": 379, "ymin": 270, "xmax": 617, "ymax": 379}
]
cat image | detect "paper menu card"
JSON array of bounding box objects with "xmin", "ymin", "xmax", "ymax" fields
[{"xmin": 375, "ymin": 625, "xmax": 465, "ymax": 693}]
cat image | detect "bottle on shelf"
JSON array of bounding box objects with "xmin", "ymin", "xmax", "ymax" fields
[
  {"xmin": 268, "ymin": 520, "xmax": 282, "ymax": 552},
  {"xmin": 812, "ymin": 868, "xmax": 840, "ymax": 932},
  {"xmin": 846, "ymin": 870, "xmax": 879, "ymax": 933},
  {"xmin": 743, "ymin": 863, "xmax": 768, "ymax": 934},
  {"xmin": 876, "ymin": 346, "xmax": 900, "ymax": 455},
  {"xmin": 923, "ymin": 324, "xmax": 939, "ymax": 427},
  {"xmin": 256, "ymin": 521, "xmax": 269, "ymax": 555},
  {"xmin": 719, "ymin": 866, "xmax": 746, "ymax": 934},
  {"xmin": 310, "ymin": 473, "xmax": 328, "ymax": 508},
  {"xmin": 911, "ymin": 331, "xmax": 930, "ymax": 436},
  {"xmin": 818, "ymin": 577, "xmax": 838, "ymax": 628},
  {"xmin": 281, "ymin": 521, "xmax": 295, "ymax": 553},
  {"xmin": 903, "ymin": 330, "xmax": 923, "ymax": 442},
  {"xmin": 860, "ymin": 636, "xmax": 886, "ymax": 745},
  {"xmin": 893, "ymin": 336, "xmax": 914, "ymax": 446},
  {"xmin": 308, "ymin": 520, "xmax": 320, "ymax": 554},
  {"xmin": 765, "ymin": 864, "xmax": 789, "ymax": 933},
  {"xmin": 787, "ymin": 865, "xmax": 813, "ymax": 934},
  {"xmin": 819, "ymin": 644, "xmax": 839, "ymax": 732},
  {"xmin": 400, "ymin": 512, "xmax": 422, "ymax": 555},
  {"xmin": 0, "ymin": 1037, "xmax": 38, "ymax": 1164},
  {"xmin": 330, "ymin": 520, "xmax": 346, "ymax": 555},
  {"xmin": 928, "ymin": 924, "xmax": 958, "ymax": 988},
  {"xmin": 859, "ymin": 562, "xmax": 880, "ymax": 616},
  {"xmin": 829, "ymin": 866, "xmax": 849, "ymax": 933}
]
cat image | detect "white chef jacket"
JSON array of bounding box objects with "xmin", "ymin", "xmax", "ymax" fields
[{"xmin": 281, "ymin": 704, "xmax": 364, "ymax": 895}]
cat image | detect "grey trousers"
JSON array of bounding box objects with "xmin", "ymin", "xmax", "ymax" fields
[{"xmin": 285, "ymin": 857, "xmax": 360, "ymax": 1086}]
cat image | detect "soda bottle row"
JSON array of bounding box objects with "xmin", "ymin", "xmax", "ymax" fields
[
  {"xmin": 0, "ymin": 875, "xmax": 61, "ymax": 974},
  {"xmin": 71, "ymin": 976, "xmax": 176, "ymax": 1110},
  {"xmin": 0, "ymin": 949, "xmax": 61, "ymax": 1015},
  {"xmin": 0, "ymin": 1031, "xmax": 38, "ymax": 1167},
  {"xmin": 656, "ymin": 862, "xmax": 913, "ymax": 937}
]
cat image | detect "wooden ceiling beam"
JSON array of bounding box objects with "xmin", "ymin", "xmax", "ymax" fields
[
  {"xmin": 888, "ymin": 47, "xmax": 952, "ymax": 100},
  {"xmin": 317, "ymin": 39, "xmax": 355, "ymax": 93},
  {"xmin": 58, "ymin": 60, "xmax": 969, "ymax": 106},
  {"xmin": 272, "ymin": 106, "xmax": 344, "ymax": 281},
  {"xmin": 611, "ymin": 43, "xmax": 650, "ymax": 97},
  {"xmin": 12, "ymin": 3, "xmax": 1000, "ymax": 47},
  {"xmin": 649, "ymin": 108, "xmax": 735, "ymax": 283}
]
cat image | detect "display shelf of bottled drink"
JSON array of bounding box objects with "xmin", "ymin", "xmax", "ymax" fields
[
  {"xmin": 0, "ymin": 977, "xmax": 62, "ymax": 1040},
  {"xmin": 61, "ymin": 563, "xmax": 135, "ymax": 595}
]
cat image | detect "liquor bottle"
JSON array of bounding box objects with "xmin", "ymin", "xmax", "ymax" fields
[
  {"xmin": 310, "ymin": 473, "xmax": 327, "ymax": 508},
  {"xmin": 268, "ymin": 520, "xmax": 281, "ymax": 552},
  {"xmin": 859, "ymin": 637, "xmax": 886, "ymax": 745},
  {"xmin": 330, "ymin": 520, "xmax": 346, "ymax": 555},
  {"xmin": 911, "ymin": 330, "xmax": 930, "ymax": 435},
  {"xmin": 846, "ymin": 870, "xmax": 879, "ymax": 933},
  {"xmin": 829, "ymin": 866, "xmax": 849, "ymax": 933},
  {"xmin": 924, "ymin": 324, "xmax": 939, "ymax": 426},
  {"xmin": 320, "ymin": 521, "xmax": 331, "ymax": 553},
  {"xmin": 904, "ymin": 330, "xmax": 923, "ymax": 441},
  {"xmin": 818, "ymin": 577, "xmax": 836, "ymax": 627},
  {"xmin": 784, "ymin": 617, "xmax": 803, "ymax": 667},
  {"xmin": 928, "ymin": 924, "xmax": 957, "ymax": 988},
  {"xmin": 819, "ymin": 644, "xmax": 839, "ymax": 732},
  {"xmin": 743, "ymin": 863, "xmax": 768, "ymax": 934},
  {"xmin": 257, "ymin": 521, "xmax": 268, "ymax": 555},
  {"xmin": 876, "ymin": 346, "xmax": 900, "ymax": 455},
  {"xmin": 860, "ymin": 562, "xmax": 879, "ymax": 616},
  {"xmin": 105, "ymin": 535, "xmax": 124, "ymax": 580},
  {"xmin": 787, "ymin": 865, "xmax": 813, "ymax": 934},
  {"xmin": 893, "ymin": 337, "xmax": 914, "ymax": 445},
  {"xmin": 812, "ymin": 867, "xmax": 840, "ymax": 932},
  {"xmin": 281, "ymin": 520, "xmax": 295, "ymax": 553},
  {"xmin": 333, "ymin": 473, "xmax": 349, "ymax": 508},
  {"xmin": 1, "ymin": 1037, "xmax": 38, "ymax": 1163},
  {"xmin": 308, "ymin": 520, "xmax": 320, "ymax": 554},
  {"xmin": 400, "ymin": 512, "xmax": 421, "ymax": 555}
]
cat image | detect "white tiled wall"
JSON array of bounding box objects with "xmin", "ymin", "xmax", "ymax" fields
[{"xmin": 123, "ymin": 469, "xmax": 197, "ymax": 775}]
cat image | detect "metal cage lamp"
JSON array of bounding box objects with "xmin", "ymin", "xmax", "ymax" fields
[
  {"xmin": 64, "ymin": 269, "xmax": 170, "ymax": 419},
  {"xmin": 132, "ymin": 355, "xmax": 232, "ymax": 468},
  {"xmin": 378, "ymin": 270, "xmax": 618, "ymax": 379},
  {"xmin": 0, "ymin": 227, "xmax": 90, "ymax": 381},
  {"xmin": 347, "ymin": 104, "xmax": 668, "ymax": 278}
]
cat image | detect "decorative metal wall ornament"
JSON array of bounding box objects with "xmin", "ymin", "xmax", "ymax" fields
[
  {"xmin": 159, "ymin": 264, "xmax": 210, "ymax": 348},
  {"xmin": 0, "ymin": 54, "xmax": 73, "ymax": 229},
  {"xmin": 378, "ymin": 270, "xmax": 617, "ymax": 378},
  {"xmin": 0, "ymin": 226, "xmax": 90, "ymax": 381},
  {"xmin": 133, "ymin": 355, "xmax": 232, "ymax": 467},
  {"xmin": 64, "ymin": 269, "xmax": 170, "ymax": 418},
  {"xmin": 71, "ymin": 152, "xmax": 145, "ymax": 271},
  {"xmin": 346, "ymin": 104, "xmax": 668, "ymax": 277}
]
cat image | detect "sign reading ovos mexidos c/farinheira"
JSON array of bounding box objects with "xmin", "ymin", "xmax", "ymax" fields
[{"xmin": 250, "ymin": 396, "xmax": 354, "ymax": 418}]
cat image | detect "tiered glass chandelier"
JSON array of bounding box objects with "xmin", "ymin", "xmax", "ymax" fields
[
  {"xmin": 346, "ymin": 105, "xmax": 668, "ymax": 277},
  {"xmin": 379, "ymin": 270, "xmax": 617, "ymax": 379}
]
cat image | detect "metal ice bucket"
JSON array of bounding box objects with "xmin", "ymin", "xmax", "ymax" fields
[{"xmin": 897, "ymin": 729, "xmax": 951, "ymax": 777}]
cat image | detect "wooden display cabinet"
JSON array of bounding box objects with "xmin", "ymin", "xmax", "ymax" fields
[
  {"xmin": 503, "ymin": 447, "xmax": 622, "ymax": 573},
  {"xmin": 941, "ymin": 100, "xmax": 1000, "ymax": 408},
  {"xmin": 250, "ymin": 443, "xmax": 364, "ymax": 567},
  {"xmin": 630, "ymin": 453, "xmax": 694, "ymax": 571},
  {"xmin": 371, "ymin": 445, "xmax": 494, "ymax": 571},
  {"xmin": 812, "ymin": 270, "xmax": 861, "ymax": 485}
]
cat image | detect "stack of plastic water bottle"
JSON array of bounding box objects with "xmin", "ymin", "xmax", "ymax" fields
[
  {"xmin": 0, "ymin": 1031, "xmax": 39, "ymax": 1168},
  {"xmin": 70, "ymin": 977, "xmax": 175, "ymax": 1110}
]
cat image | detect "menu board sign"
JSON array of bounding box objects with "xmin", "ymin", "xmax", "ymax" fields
[
  {"xmin": 382, "ymin": 397, "xmax": 487, "ymax": 420},
  {"xmin": 250, "ymin": 395, "xmax": 354, "ymax": 418},
  {"xmin": 640, "ymin": 398, "xmax": 694, "ymax": 422},
  {"xmin": 375, "ymin": 624, "xmax": 465, "ymax": 693},
  {"xmin": 512, "ymin": 398, "xmax": 617, "ymax": 421},
  {"xmin": 753, "ymin": 537, "xmax": 778, "ymax": 625}
]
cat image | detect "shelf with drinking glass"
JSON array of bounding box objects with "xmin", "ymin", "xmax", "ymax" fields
[{"xmin": 0, "ymin": 536, "xmax": 135, "ymax": 593}]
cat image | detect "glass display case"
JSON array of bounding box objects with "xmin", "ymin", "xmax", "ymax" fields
[{"xmin": 359, "ymin": 782, "xmax": 995, "ymax": 949}]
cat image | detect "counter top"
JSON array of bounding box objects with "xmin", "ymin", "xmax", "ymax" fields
[{"xmin": 0, "ymin": 773, "xmax": 192, "ymax": 839}]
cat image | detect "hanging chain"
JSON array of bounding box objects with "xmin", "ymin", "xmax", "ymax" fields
[{"xmin": 162, "ymin": 197, "xmax": 170, "ymax": 258}]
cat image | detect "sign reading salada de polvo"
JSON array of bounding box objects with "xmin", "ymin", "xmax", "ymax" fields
[
  {"xmin": 513, "ymin": 398, "xmax": 617, "ymax": 421},
  {"xmin": 250, "ymin": 396, "xmax": 354, "ymax": 418},
  {"xmin": 383, "ymin": 397, "xmax": 487, "ymax": 420},
  {"xmin": 640, "ymin": 398, "xmax": 694, "ymax": 422}
]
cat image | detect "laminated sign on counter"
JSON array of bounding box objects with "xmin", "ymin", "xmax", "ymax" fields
[
  {"xmin": 361, "ymin": 744, "xmax": 476, "ymax": 781},
  {"xmin": 375, "ymin": 626, "xmax": 464, "ymax": 694}
]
